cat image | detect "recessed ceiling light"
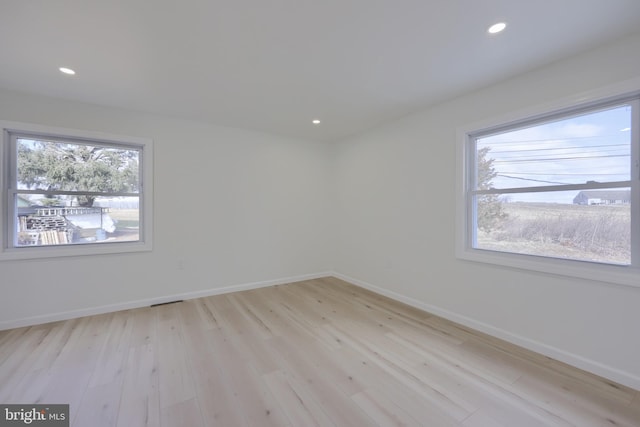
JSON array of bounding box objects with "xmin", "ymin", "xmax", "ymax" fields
[
  {"xmin": 59, "ymin": 67, "xmax": 76, "ymax": 75},
  {"xmin": 488, "ymin": 22, "xmax": 507, "ymax": 34},
  {"xmin": 312, "ymin": 119, "xmax": 321, "ymax": 125}
]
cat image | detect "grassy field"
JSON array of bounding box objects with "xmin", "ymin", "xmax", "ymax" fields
[
  {"xmin": 108, "ymin": 208, "xmax": 140, "ymax": 229},
  {"xmin": 478, "ymin": 202, "xmax": 630, "ymax": 264},
  {"xmin": 104, "ymin": 209, "xmax": 139, "ymax": 242}
]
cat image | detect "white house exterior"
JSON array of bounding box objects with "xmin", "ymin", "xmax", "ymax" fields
[{"xmin": 572, "ymin": 190, "xmax": 631, "ymax": 205}]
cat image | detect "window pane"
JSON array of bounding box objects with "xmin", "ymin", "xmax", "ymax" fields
[
  {"xmin": 476, "ymin": 104, "xmax": 632, "ymax": 190},
  {"xmin": 474, "ymin": 189, "xmax": 631, "ymax": 265},
  {"xmin": 16, "ymin": 194, "xmax": 139, "ymax": 246},
  {"xmin": 16, "ymin": 138, "xmax": 139, "ymax": 193}
]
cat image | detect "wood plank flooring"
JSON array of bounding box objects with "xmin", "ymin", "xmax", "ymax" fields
[{"xmin": 0, "ymin": 277, "xmax": 638, "ymax": 426}]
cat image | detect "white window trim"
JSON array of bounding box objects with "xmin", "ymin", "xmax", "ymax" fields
[
  {"xmin": 0, "ymin": 121, "xmax": 153, "ymax": 261},
  {"xmin": 456, "ymin": 77, "xmax": 640, "ymax": 288}
]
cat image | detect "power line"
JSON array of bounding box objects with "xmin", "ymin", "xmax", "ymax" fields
[
  {"xmin": 498, "ymin": 172, "xmax": 626, "ymax": 176},
  {"xmin": 486, "ymin": 143, "xmax": 629, "ymax": 154},
  {"xmin": 493, "ymin": 154, "xmax": 629, "ymax": 164},
  {"xmin": 477, "ymin": 133, "xmax": 628, "ymax": 146},
  {"xmin": 491, "ymin": 148, "xmax": 628, "ymax": 161},
  {"xmin": 496, "ymin": 175, "xmax": 567, "ymax": 185}
]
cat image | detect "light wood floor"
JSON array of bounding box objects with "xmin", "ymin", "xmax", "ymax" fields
[{"xmin": 1, "ymin": 277, "xmax": 638, "ymax": 426}]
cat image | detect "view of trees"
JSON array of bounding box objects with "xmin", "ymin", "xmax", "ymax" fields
[
  {"xmin": 17, "ymin": 140, "xmax": 139, "ymax": 207},
  {"xmin": 476, "ymin": 146, "xmax": 506, "ymax": 232}
]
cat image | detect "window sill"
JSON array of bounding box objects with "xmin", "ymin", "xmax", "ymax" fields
[
  {"xmin": 0, "ymin": 240, "xmax": 152, "ymax": 262},
  {"xmin": 456, "ymin": 246, "xmax": 640, "ymax": 289}
]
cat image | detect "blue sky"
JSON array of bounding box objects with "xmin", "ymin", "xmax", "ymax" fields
[{"xmin": 477, "ymin": 103, "xmax": 632, "ymax": 203}]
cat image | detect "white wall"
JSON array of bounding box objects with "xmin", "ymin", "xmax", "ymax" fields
[
  {"xmin": 332, "ymin": 32, "xmax": 640, "ymax": 389},
  {"xmin": 0, "ymin": 90, "xmax": 333, "ymax": 328},
  {"xmin": 2, "ymin": 31, "xmax": 640, "ymax": 390}
]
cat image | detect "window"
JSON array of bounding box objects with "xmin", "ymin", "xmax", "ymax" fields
[
  {"xmin": 457, "ymin": 85, "xmax": 640, "ymax": 287},
  {"xmin": 1, "ymin": 122, "xmax": 153, "ymax": 260}
]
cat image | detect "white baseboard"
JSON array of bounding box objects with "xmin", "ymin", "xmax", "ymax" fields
[
  {"xmin": 0, "ymin": 271, "xmax": 331, "ymax": 331},
  {"xmin": 331, "ymin": 271, "xmax": 640, "ymax": 391}
]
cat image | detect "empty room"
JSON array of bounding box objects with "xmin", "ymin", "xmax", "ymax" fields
[{"xmin": 1, "ymin": 1, "xmax": 640, "ymax": 426}]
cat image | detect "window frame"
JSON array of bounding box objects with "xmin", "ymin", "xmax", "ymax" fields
[
  {"xmin": 456, "ymin": 78, "xmax": 640, "ymax": 288},
  {"xmin": 0, "ymin": 121, "xmax": 153, "ymax": 260}
]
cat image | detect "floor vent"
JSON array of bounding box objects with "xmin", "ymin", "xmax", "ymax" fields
[{"xmin": 150, "ymin": 300, "xmax": 184, "ymax": 307}]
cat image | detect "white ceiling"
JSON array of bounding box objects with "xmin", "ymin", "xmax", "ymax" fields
[{"xmin": 1, "ymin": 1, "xmax": 640, "ymax": 142}]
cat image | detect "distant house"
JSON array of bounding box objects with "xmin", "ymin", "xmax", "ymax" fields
[{"xmin": 573, "ymin": 190, "xmax": 631, "ymax": 205}]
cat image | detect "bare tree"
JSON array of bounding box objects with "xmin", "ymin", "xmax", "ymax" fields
[{"xmin": 476, "ymin": 147, "xmax": 506, "ymax": 232}]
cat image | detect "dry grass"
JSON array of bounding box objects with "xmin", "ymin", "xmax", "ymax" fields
[
  {"xmin": 478, "ymin": 202, "xmax": 630, "ymax": 264},
  {"xmin": 107, "ymin": 208, "xmax": 139, "ymax": 222},
  {"xmin": 104, "ymin": 209, "xmax": 139, "ymax": 242}
]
